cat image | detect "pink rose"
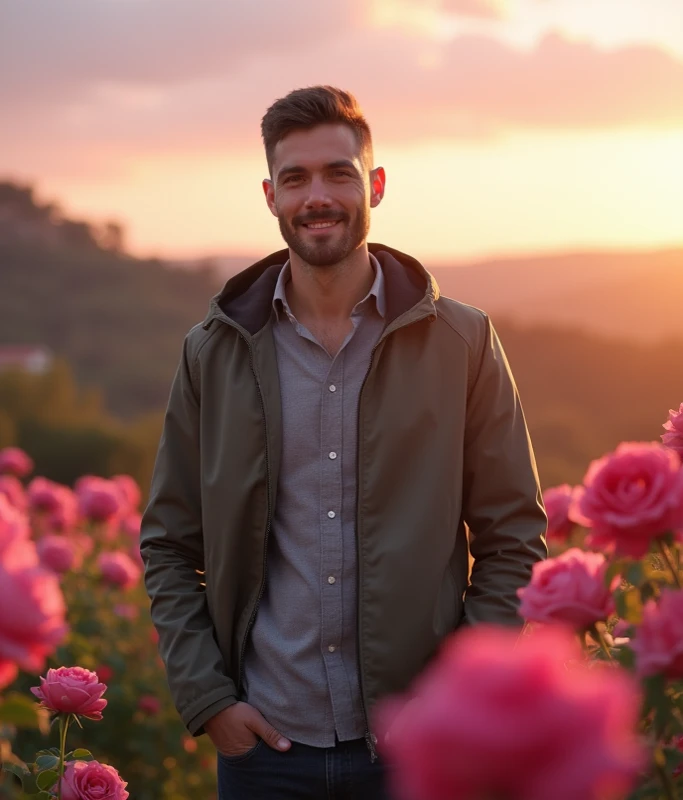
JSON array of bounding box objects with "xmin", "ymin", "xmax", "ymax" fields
[
  {"xmin": 662, "ymin": 403, "xmax": 683, "ymax": 458},
  {"xmin": 31, "ymin": 665, "xmax": 108, "ymax": 719},
  {"xmin": 27, "ymin": 478, "xmax": 79, "ymax": 533},
  {"xmin": 570, "ymin": 442, "xmax": 683, "ymax": 558},
  {"xmin": 95, "ymin": 664, "xmax": 114, "ymax": 683},
  {"xmin": 0, "ymin": 475, "xmax": 27, "ymax": 511},
  {"xmin": 119, "ymin": 512, "xmax": 141, "ymax": 540},
  {"xmin": 76, "ymin": 477, "xmax": 122, "ymax": 523},
  {"xmin": 111, "ymin": 475, "xmax": 141, "ymax": 514},
  {"xmin": 631, "ymin": 589, "xmax": 683, "ymax": 679},
  {"xmin": 37, "ymin": 534, "xmax": 82, "ymax": 574},
  {"xmin": 0, "ymin": 552, "xmax": 68, "ymax": 685},
  {"xmin": 97, "ymin": 551, "xmax": 141, "ymax": 590},
  {"xmin": 0, "ymin": 495, "xmax": 31, "ymax": 559},
  {"xmin": 517, "ymin": 548, "xmax": 618, "ymax": 629},
  {"xmin": 138, "ymin": 694, "xmax": 161, "ymax": 715},
  {"xmin": 542, "ymin": 484, "xmax": 576, "ymax": 542},
  {"xmin": 52, "ymin": 759, "xmax": 128, "ymax": 800},
  {"xmin": 375, "ymin": 625, "xmax": 643, "ymax": 800},
  {"xmin": 0, "ymin": 447, "xmax": 33, "ymax": 478},
  {"xmin": 113, "ymin": 603, "xmax": 139, "ymax": 620}
]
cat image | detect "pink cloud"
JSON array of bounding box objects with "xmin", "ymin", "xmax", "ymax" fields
[{"xmin": 442, "ymin": 0, "xmax": 506, "ymax": 19}]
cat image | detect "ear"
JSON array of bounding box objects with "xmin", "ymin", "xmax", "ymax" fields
[
  {"xmin": 262, "ymin": 178, "xmax": 278, "ymax": 217},
  {"xmin": 369, "ymin": 167, "xmax": 386, "ymax": 209}
]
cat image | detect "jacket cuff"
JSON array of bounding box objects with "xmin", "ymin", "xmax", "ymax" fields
[{"xmin": 185, "ymin": 690, "xmax": 238, "ymax": 737}]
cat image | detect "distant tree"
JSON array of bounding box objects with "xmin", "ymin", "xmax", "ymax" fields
[{"xmin": 100, "ymin": 221, "xmax": 126, "ymax": 253}]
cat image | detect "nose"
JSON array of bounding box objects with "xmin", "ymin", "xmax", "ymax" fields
[{"xmin": 304, "ymin": 175, "xmax": 332, "ymax": 209}]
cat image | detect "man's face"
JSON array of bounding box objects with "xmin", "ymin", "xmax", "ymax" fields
[{"xmin": 263, "ymin": 124, "xmax": 384, "ymax": 267}]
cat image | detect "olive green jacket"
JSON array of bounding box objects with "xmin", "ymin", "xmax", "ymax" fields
[{"xmin": 140, "ymin": 244, "xmax": 547, "ymax": 743}]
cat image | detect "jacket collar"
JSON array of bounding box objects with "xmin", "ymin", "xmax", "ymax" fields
[{"xmin": 202, "ymin": 243, "xmax": 440, "ymax": 336}]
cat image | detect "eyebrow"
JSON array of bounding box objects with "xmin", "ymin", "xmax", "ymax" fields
[{"xmin": 276, "ymin": 159, "xmax": 359, "ymax": 181}]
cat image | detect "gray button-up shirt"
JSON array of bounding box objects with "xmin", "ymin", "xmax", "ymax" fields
[{"xmin": 241, "ymin": 255, "xmax": 386, "ymax": 747}]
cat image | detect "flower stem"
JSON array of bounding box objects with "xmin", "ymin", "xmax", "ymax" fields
[
  {"xmin": 57, "ymin": 713, "xmax": 71, "ymax": 800},
  {"xmin": 657, "ymin": 539, "xmax": 682, "ymax": 589},
  {"xmin": 589, "ymin": 624, "xmax": 613, "ymax": 661},
  {"xmin": 654, "ymin": 759, "xmax": 677, "ymax": 800}
]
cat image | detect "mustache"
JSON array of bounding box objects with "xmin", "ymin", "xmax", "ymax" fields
[{"xmin": 292, "ymin": 211, "xmax": 348, "ymax": 226}]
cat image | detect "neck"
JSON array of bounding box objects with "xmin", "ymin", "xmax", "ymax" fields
[{"xmin": 285, "ymin": 244, "xmax": 375, "ymax": 323}]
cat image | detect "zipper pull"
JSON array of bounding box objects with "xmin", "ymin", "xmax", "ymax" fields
[{"xmin": 365, "ymin": 730, "xmax": 378, "ymax": 763}]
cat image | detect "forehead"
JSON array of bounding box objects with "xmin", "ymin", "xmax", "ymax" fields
[{"xmin": 272, "ymin": 124, "xmax": 362, "ymax": 174}]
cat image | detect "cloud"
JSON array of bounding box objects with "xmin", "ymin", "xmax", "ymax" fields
[
  {"xmin": 441, "ymin": 0, "xmax": 507, "ymax": 19},
  {"xmin": 0, "ymin": 0, "xmax": 362, "ymax": 107},
  {"xmin": 3, "ymin": 1, "xmax": 683, "ymax": 181}
]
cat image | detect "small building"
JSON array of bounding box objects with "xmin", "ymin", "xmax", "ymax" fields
[{"xmin": 0, "ymin": 345, "xmax": 53, "ymax": 374}]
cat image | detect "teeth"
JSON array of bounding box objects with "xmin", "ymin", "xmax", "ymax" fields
[{"xmin": 307, "ymin": 221, "xmax": 338, "ymax": 229}]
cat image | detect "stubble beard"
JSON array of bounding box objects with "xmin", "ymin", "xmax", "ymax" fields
[{"xmin": 277, "ymin": 206, "xmax": 370, "ymax": 268}]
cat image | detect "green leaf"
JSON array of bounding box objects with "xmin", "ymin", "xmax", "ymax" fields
[
  {"xmin": 34, "ymin": 755, "xmax": 59, "ymax": 771},
  {"xmin": 35, "ymin": 769, "xmax": 59, "ymax": 791},
  {"xmin": 615, "ymin": 587, "xmax": 643, "ymax": 624},
  {"xmin": 1, "ymin": 761, "xmax": 28, "ymax": 781},
  {"xmin": 616, "ymin": 643, "xmax": 635, "ymax": 671},
  {"xmin": 0, "ymin": 694, "xmax": 47, "ymax": 730},
  {"xmin": 69, "ymin": 748, "xmax": 92, "ymax": 760}
]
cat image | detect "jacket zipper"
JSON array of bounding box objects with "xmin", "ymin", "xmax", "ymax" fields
[{"xmin": 236, "ymin": 333, "xmax": 273, "ymax": 696}]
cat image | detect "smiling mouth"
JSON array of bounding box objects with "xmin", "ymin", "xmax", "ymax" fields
[{"xmin": 302, "ymin": 220, "xmax": 341, "ymax": 230}]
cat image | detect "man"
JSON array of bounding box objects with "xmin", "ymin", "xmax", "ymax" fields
[{"xmin": 140, "ymin": 86, "xmax": 547, "ymax": 800}]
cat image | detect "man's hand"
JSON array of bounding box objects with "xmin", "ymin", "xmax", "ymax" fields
[{"xmin": 205, "ymin": 701, "xmax": 292, "ymax": 757}]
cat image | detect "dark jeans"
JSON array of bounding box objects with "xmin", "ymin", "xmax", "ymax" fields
[{"xmin": 216, "ymin": 736, "xmax": 393, "ymax": 799}]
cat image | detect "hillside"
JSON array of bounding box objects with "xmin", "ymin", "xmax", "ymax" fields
[{"xmin": 1, "ymin": 180, "xmax": 682, "ymax": 490}]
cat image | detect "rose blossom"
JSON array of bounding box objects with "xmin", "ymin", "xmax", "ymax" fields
[
  {"xmin": 31, "ymin": 665, "xmax": 108, "ymax": 719},
  {"xmin": 570, "ymin": 442, "xmax": 683, "ymax": 558},
  {"xmin": 111, "ymin": 475, "xmax": 141, "ymax": 514},
  {"xmin": 138, "ymin": 694, "xmax": 161, "ymax": 715},
  {"xmin": 0, "ymin": 475, "xmax": 27, "ymax": 511},
  {"xmin": 375, "ymin": 625, "xmax": 643, "ymax": 800},
  {"xmin": 37, "ymin": 534, "xmax": 82, "ymax": 574},
  {"xmin": 52, "ymin": 759, "xmax": 128, "ymax": 800},
  {"xmin": 631, "ymin": 589, "xmax": 683, "ymax": 679},
  {"xmin": 662, "ymin": 403, "xmax": 683, "ymax": 458},
  {"xmin": 27, "ymin": 478, "xmax": 79, "ymax": 533},
  {"xmin": 120, "ymin": 511, "xmax": 141, "ymax": 540},
  {"xmin": 97, "ymin": 551, "xmax": 141, "ymax": 590},
  {"xmin": 0, "ymin": 447, "xmax": 33, "ymax": 478},
  {"xmin": 517, "ymin": 548, "xmax": 618, "ymax": 629},
  {"xmin": 76, "ymin": 477, "xmax": 123, "ymax": 523},
  {"xmin": 0, "ymin": 546, "xmax": 68, "ymax": 688},
  {"xmin": 0, "ymin": 494, "xmax": 31, "ymax": 559},
  {"xmin": 542, "ymin": 484, "xmax": 577, "ymax": 543}
]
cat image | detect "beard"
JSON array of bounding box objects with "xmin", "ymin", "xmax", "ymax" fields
[{"xmin": 277, "ymin": 205, "xmax": 370, "ymax": 268}]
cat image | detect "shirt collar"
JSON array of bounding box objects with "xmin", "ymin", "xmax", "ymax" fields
[{"xmin": 272, "ymin": 253, "xmax": 386, "ymax": 321}]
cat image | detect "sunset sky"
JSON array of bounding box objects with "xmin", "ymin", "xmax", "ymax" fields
[{"xmin": 2, "ymin": 0, "xmax": 683, "ymax": 262}]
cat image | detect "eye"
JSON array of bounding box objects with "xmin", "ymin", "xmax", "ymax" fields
[
  {"xmin": 333, "ymin": 170, "xmax": 352, "ymax": 178},
  {"xmin": 283, "ymin": 175, "xmax": 304, "ymax": 185}
]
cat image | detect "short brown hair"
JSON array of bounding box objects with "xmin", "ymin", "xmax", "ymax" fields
[{"xmin": 261, "ymin": 86, "xmax": 373, "ymax": 175}]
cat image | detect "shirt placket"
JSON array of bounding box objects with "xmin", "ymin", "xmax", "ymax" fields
[{"xmin": 319, "ymin": 350, "xmax": 355, "ymax": 738}]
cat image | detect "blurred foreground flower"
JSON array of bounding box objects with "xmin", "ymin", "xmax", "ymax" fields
[
  {"xmin": 570, "ymin": 442, "xmax": 683, "ymax": 558},
  {"xmin": 0, "ymin": 473, "xmax": 27, "ymax": 510},
  {"xmin": 375, "ymin": 625, "xmax": 644, "ymax": 800},
  {"xmin": 76, "ymin": 476, "xmax": 123, "ymax": 524},
  {"xmin": 630, "ymin": 589, "xmax": 683, "ymax": 679},
  {"xmin": 0, "ymin": 535, "xmax": 68, "ymax": 689},
  {"xmin": 28, "ymin": 476, "xmax": 79, "ymax": 533},
  {"xmin": 517, "ymin": 547, "xmax": 618, "ymax": 629},
  {"xmin": 51, "ymin": 758, "xmax": 129, "ymax": 800},
  {"xmin": 31, "ymin": 665, "xmax": 108, "ymax": 719},
  {"xmin": 662, "ymin": 403, "xmax": 683, "ymax": 458},
  {"xmin": 542, "ymin": 484, "xmax": 576, "ymax": 543},
  {"xmin": 37, "ymin": 533, "xmax": 82, "ymax": 574},
  {"xmin": 97, "ymin": 550, "xmax": 141, "ymax": 589},
  {"xmin": 0, "ymin": 446, "xmax": 33, "ymax": 477}
]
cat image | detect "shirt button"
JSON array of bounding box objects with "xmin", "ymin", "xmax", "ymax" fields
[
  {"xmin": 328, "ymin": 576, "xmax": 336, "ymax": 584},
  {"xmin": 329, "ymin": 451, "xmax": 337, "ymax": 460},
  {"xmin": 328, "ymin": 645, "xmax": 336, "ymax": 652},
  {"xmin": 327, "ymin": 510, "xmax": 336, "ymax": 519},
  {"xmin": 329, "ymin": 384, "xmax": 337, "ymax": 392}
]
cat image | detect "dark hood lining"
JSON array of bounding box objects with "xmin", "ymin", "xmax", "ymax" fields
[{"xmin": 210, "ymin": 244, "xmax": 438, "ymax": 336}]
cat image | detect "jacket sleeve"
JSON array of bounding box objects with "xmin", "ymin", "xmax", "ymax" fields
[
  {"xmin": 140, "ymin": 333, "xmax": 238, "ymax": 736},
  {"xmin": 461, "ymin": 315, "xmax": 547, "ymax": 627}
]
